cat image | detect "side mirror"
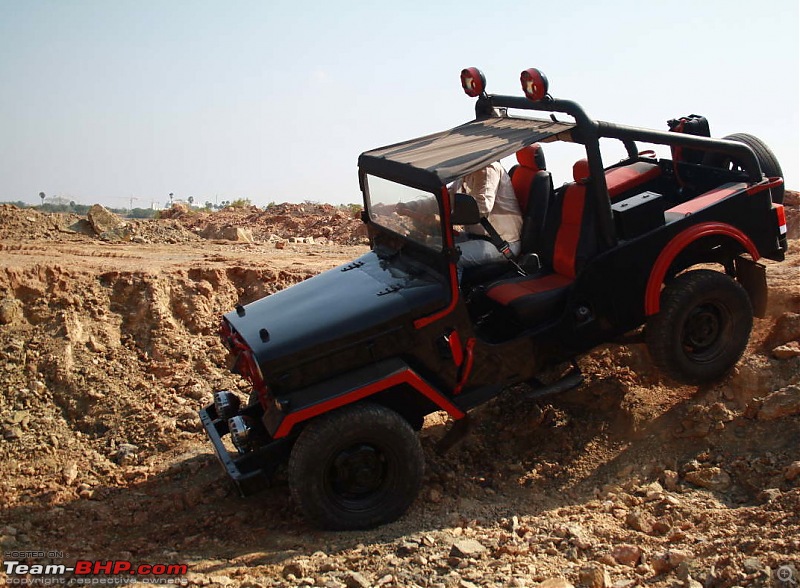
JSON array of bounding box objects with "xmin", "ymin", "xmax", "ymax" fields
[{"xmin": 451, "ymin": 193, "xmax": 480, "ymax": 226}]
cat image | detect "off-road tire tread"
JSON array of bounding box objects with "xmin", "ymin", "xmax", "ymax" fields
[
  {"xmin": 288, "ymin": 402, "xmax": 424, "ymax": 530},
  {"xmin": 646, "ymin": 270, "xmax": 753, "ymax": 385}
]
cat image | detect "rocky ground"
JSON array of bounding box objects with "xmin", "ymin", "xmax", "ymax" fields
[{"xmin": 0, "ymin": 194, "xmax": 799, "ymax": 588}]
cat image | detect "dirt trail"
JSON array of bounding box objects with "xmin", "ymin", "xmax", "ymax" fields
[{"xmin": 0, "ymin": 199, "xmax": 799, "ymax": 588}]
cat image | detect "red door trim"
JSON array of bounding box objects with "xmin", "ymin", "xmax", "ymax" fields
[{"xmin": 415, "ymin": 186, "xmax": 460, "ymax": 329}]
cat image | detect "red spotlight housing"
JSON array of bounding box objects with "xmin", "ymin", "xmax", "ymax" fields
[
  {"xmin": 460, "ymin": 67, "xmax": 486, "ymax": 97},
  {"xmin": 520, "ymin": 68, "xmax": 549, "ymax": 102}
]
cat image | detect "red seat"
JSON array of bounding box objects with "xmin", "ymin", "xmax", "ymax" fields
[
  {"xmin": 511, "ymin": 144, "xmax": 546, "ymax": 212},
  {"xmin": 485, "ymin": 180, "xmax": 592, "ymax": 325}
]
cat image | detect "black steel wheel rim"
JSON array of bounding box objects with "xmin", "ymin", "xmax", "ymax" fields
[
  {"xmin": 681, "ymin": 302, "xmax": 731, "ymax": 363},
  {"xmin": 325, "ymin": 442, "xmax": 393, "ymax": 511}
]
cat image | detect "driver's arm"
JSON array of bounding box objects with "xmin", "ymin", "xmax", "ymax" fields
[{"xmin": 395, "ymin": 197, "xmax": 437, "ymax": 218}]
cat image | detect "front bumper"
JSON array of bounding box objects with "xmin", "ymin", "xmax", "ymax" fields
[{"xmin": 198, "ymin": 402, "xmax": 291, "ymax": 496}]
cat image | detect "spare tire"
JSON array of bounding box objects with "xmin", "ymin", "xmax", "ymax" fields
[{"xmin": 704, "ymin": 133, "xmax": 784, "ymax": 204}]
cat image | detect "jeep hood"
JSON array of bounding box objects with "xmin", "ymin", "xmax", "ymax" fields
[{"xmin": 223, "ymin": 252, "xmax": 447, "ymax": 373}]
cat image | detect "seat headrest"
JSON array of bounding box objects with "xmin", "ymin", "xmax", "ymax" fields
[
  {"xmin": 573, "ymin": 158, "xmax": 590, "ymax": 183},
  {"xmin": 516, "ymin": 144, "xmax": 546, "ymax": 172}
]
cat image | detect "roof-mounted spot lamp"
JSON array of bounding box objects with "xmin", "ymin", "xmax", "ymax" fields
[
  {"xmin": 460, "ymin": 67, "xmax": 486, "ymax": 97},
  {"xmin": 520, "ymin": 68, "xmax": 549, "ymax": 102}
]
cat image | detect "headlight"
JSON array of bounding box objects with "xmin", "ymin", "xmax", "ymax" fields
[
  {"xmin": 213, "ymin": 390, "xmax": 241, "ymax": 420},
  {"xmin": 229, "ymin": 416, "xmax": 254, "ymax": 453}
]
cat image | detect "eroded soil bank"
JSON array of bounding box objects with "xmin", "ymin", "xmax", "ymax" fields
[{"xmin": 1, "ymin": 199, "xmax": 798, "ymax": 588}]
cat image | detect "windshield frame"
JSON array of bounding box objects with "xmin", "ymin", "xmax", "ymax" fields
[{"xmin": 362, "ymin": 172, "xmax": 447, "ymax": 253}]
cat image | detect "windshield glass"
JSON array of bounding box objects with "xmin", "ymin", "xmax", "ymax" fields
[{"xmin": 365, "ymin": 175, "xmax": 443, "ymax": 249}]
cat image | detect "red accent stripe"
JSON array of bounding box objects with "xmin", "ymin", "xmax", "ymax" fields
[
  {"xmin": 552, "ymin": 183, "xmax": 586, "ymax": 279},
  {"xmin": 273, "ymin": 368, "xmax": 466, "ymax": 438},
  {"xmin": 487, "ymin": 273, "xmax": 573, "ymax": 305},
  {"xmin": 774, "ymin": 203, "xmax": 787, "ymax": 233},
  {"xmin": 746, "ymin": 176, "xmax": 784, "ymax": 196},
  {"xmin": 453, "ymin": 338, "xmax": 477, "ymax": 395},
  {"xmin": 665, "ymin": 183, "xmax": 746, "ymax": 216},
  {"xmin": 414, "ymin": 186, "xmax": 460, "ymax": 329},
  {"xmin": 448, "ymin": 330, "xmax": 464, "ymax": 367},
  {"xmin": 644, "ymin": 222, "xmax": 760, "ymax": 316}
]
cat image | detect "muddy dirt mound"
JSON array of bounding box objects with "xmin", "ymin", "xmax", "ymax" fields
[
  {"xmin": 172, "ymin": 202, "xmax": 367, "ymax": 245},
  {"xmin": 0, "ymin": 204, "xmax": 202, "ymax": 245},
  {"xmin": 0, "ymin": 200, "xmax": 798, "ymax": 587},
  {"xmin": 0, "ymin": 204, "xmax": 85, "ymax": 241},
  {"xmin": 0, "ymin": 201, "xmax": 366, "ymax": 246}
]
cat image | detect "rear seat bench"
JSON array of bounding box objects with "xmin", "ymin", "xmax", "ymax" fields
[{"xmin": 572, "ymin": 158, "xmax": 662, "ymax": 202}]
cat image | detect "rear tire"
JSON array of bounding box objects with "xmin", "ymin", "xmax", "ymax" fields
[
  {"xmin": 704, "ymin": 133, "xmax": 784, "ymax": 204},
  {"xmin": 646, "ymin": 270, "xmax": 753, "ymax": 385},
  {"xmin": 288, "ymin": 402, "xmax": 424, "ymax": 530}
]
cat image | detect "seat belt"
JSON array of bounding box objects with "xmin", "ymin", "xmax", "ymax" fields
[{"xmin": 478, "ymin": 217, "xmax": 527, "ymax": 276}]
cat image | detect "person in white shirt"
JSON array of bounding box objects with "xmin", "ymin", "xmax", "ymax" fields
[{"xmin": 450, "ymin": 161, "xmax": 522, "ymax": 269}]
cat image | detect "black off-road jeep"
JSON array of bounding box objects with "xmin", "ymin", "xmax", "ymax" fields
[{"xmin": 200, "ymin": 68, "xmax": 788, "ymax": 529}]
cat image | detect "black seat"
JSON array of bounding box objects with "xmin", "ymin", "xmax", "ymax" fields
[
  {"xmin": 484, "ymin": 174, "xmax": 596, "ymax": 326},
  {"xmin": 519, "ymin": 170, "xmax": 554, "ymax": 254},
  {"xmin": 461, "ymin": 145, "xmax": 552, "ymax": 289}
]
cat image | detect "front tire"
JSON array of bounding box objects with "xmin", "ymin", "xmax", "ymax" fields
[
  {"xmin": 288, "ymin": 402, "xmax": 424, "ymax": 530},
  {"xmin": 646, "ymin": 270, "xmax": 753, "ymax": 385}
]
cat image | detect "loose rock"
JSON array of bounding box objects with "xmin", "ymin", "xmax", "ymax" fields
[
  {"xmin": 539, "ymin": 579, "xmax": 575, "ymax": 588},
  {"xmin": 683, "ymin": 467, "xmax": 732, "ymax": 492},
  {"xmin": 773, "ymin": 342, "xmax": 800, "ymax": 359},
  {"xmin": 758, "ymin": 385, "xmax": 800, "ymax": 420},
  {"xmin": 450, "ymin": 538, "xmax": 488, "ymax": 558},
  {"xmin": 611, "ymin": 545, "xmax": 642, "ymax": 567},
  {"xmin": 87, "ymin": 204, "xmax": 124, "ymax": 234},
  {"xmin": 784, "ymin": 461, "xmax": 800, "ymax": 481},
  {"xmin": 343, "ymin": 571, "xmax": 371, "ymax": 588},
  {"xmin": 578, "ymin": 565, "xmax": 611, "ymax": 588}
]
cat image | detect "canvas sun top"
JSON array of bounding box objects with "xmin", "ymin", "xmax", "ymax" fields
[{"xmin": 359, "ymin": 116, "xmax": 575, "ymax": 192}]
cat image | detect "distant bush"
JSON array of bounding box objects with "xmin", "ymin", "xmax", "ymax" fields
[
  {"xmin": 229, "ymin": 198, "xmax": 252, "ymax": 208},
  {"xmin": 127, "ymin": 208, "xmax": 157, "ymax": 219}
]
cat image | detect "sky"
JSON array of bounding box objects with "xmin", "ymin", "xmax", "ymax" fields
[{"xmin": 0, "ymin": 0, "xmax": 798, "ymax": 209}]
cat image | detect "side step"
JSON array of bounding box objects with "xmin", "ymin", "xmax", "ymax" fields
[{"xmin": 525, "ymin": 362, "xmax": 584, "ymax": 401}]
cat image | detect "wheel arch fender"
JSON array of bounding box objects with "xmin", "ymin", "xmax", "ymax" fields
[
  {"xmin": 270, "ymin": 358, "xmax": 465, "ymax": 439},
  {"xmin": 645, "ymin": 222, "xmax": 760, "ymax": 316}
]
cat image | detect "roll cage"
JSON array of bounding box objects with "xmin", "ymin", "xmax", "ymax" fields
[{"xmin": 358, "ymin": 88, "xmax": 768, "ymax": 255}]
